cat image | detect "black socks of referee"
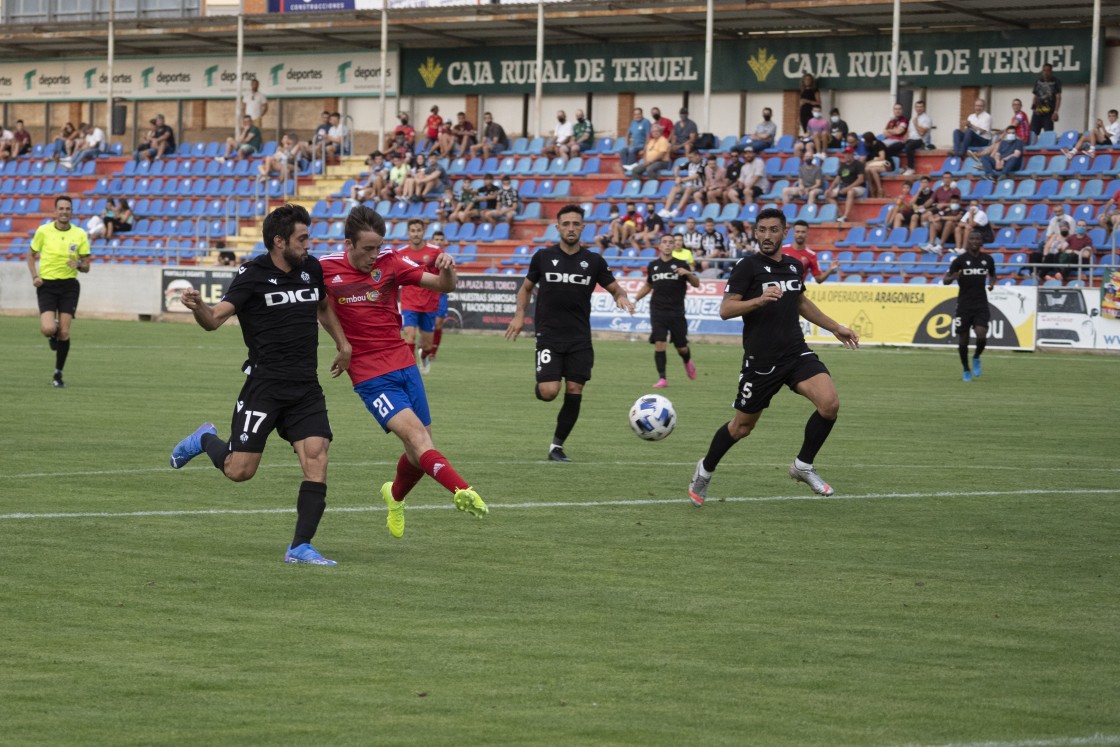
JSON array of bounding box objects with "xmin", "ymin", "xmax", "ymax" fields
[
  {"xmin": 201, "ymin": 433, "xmax": 229, "ymax": 471},
  {"xmin": 797, "ymin": 411, "xmax": 836, "ymax": 465},
  {"xmin": 55, "ymin": 339, "xmax": 71, "ymax": 372},
  {"xmin": 291, "ymin": 480, "xmax": 327, "ymax": 549},
  {"xmin": 702, "ymin": 421, "xmax": 740, "ymax": 474},
  {"xmin": 553, "ymin": 392, "xmax": 582, "ymax": 445}
]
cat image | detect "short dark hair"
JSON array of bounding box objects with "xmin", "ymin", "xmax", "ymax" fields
[
  {"xmin": 344, "ymin": 205, "xmax": 386, "ymax": 244},
  {"xmin": 557, "ymin": 204, "xmax": 585, "ymax": 221},
  {"xmin": 432, "ymin": 230, "xmax": 445, "ymax": 239},
  {"xmin": 54, "ymin": 195, "xmax": 73, "ymax": 208},
  {"xmin": 755, "ymin": 207, "xmax": 787, "ymax": 229},
  {"xmin": 263, "ymin": 204, "xmax": 311, "ymax": 252},
  {"xmin": 407, "ymin": 218, "xmax": 425, "ymax": 231},
  {"xmin": 793, "ymin": 219, "xmax": 809, "ymax": 229},
  {"xmin": 1109, "ymin": 109, "xmax": 1119, "ymax": 117}
]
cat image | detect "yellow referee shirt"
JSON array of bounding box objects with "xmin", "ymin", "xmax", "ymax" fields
[{"xmin": 31, "ymin": 222, "xmax": 90, "ymax": 281}]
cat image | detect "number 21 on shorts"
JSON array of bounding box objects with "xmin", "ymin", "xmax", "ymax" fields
[{"xmin": 372, "ymin": 393, "xmax": 395, "ymax": 419}]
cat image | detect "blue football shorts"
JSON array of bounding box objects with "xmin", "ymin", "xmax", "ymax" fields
[
  {"xmin": 353, "ymin": 366, "xmax": 432, "ymax": 433},
  {"xmin": 401, "ymin": 308, "xmax": 437, "ymax": 333}
]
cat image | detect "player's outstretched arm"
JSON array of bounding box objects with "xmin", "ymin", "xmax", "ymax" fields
[
  {"xmin": 504, "ymin": 278, "xmax": 535, "ymax": 341},
  {"xmin": 605, "ymin": 281, "xmax": 635, "ymax": 316},
  {"xmin": 182, "ymin": 289, "xmax": 236, "ymax": 331},
  {"xmin": 419, "ymin": 251, "xmax": 457, "ymax": 293},
  {"xmin": 677, "ymin": 266, "xmax": 701, "ymax": 288},
  {"xmin": 317, "ymin": 297, "xmax": 352, "ymax": 378},
  {"xmin": 798, "ymin": 294, "xmax": 859, "ymax": 349}
]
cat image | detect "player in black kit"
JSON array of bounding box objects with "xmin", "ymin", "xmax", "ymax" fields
[
  {"xmin": 505, "ymin": 204, "xmax": 635, "ymax": 462},
  {"xmin": 688, "ymin": 208, "xmax": 859, "ymax": 506},
  {"xmin": 633, "ymin": 233, "xmax": 700, "ymax": 388},
  {"xmin": 167, "ymin": 204, "xmax": 353, "ymax": 565},
  {"xmin": 944, "ymin": 228, "xmax": 997, "ymax": 382}
]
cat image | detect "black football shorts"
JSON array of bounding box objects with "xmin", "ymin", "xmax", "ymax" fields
[
  {"xmin": 734, "ymin": 352, "xmax": 830, "ymax": 415},
  {"xmin": 229, "ymin": 377, "xmax": 333, "ymax": 453}
]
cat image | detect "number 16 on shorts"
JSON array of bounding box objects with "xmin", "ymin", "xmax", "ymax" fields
[{"xmin": 536, "ymin": 348, "xmax": 551, "ymax": 373}]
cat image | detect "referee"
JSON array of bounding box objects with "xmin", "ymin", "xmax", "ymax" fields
[{"xmin": 27, "ymin": 195, "xmax": 90, "ymax": 388}]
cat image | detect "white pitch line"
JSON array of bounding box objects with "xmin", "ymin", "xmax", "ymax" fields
[
  {"xmin": 2, "ymin": 461, "xmax": 1117, "ymax": 480},
  {"xmin": 888, "ymin": 733, "xmax": 1120, "ymax": 747},
  {"xmin": 0, "ymin": 488, "xmax": 1114, "ymax": 521}
]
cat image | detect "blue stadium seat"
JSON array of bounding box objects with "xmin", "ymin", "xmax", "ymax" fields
[
  {"xmin": 1026, "ymin": 130, "xmax": 1057, "ymax": 151},
  {"xmin": 994, "ymin": 227, "xmax": 1016, "ymax": 249},
  {"xmin": 1072, "ymin": 204, "xmax": 1095, "ymax": 224},
  {"xmin": 563, "ymin": 157, "xmax": 583, "ymax": 175},
  {"xmin": 549, "ymin": 180, "xmax": 571, "ymax": 198},
  {"xmin": 834, "ymin": 226, "xmax": 864, "ymax": 249},
  {"xmin": 760, "ymin": 179, "xmax": 787, "ymax": 201},
  {"xmin": 1026, "ymin": 178, "xmax": 1058, "ymax": 201},
  {"xmin": 881, "ymin": 228, "xmax": 908, "ymax": 248},
  {"xmin": 1018, "ymin": 155, "xmax": 1047, "ymax": 176},
  {"xmin": 767, "ymin": 134, "xmax": 795, "ymax": 154},
  {"xmin": 990, "ymin": 179, "xmax": 1015, "ymax": 200},
  {"xmin": 857, "ymin": 227, "xmax": 886, "ymax": 249},
  {"xmin": 1024, "ymin": 204, "xmax": 1049, "ymax": 225},
  {"xmin": 985, "ymin": 204, "xmax": 1006, "ymax": 224},
  {"xmin": 1074, "ymin": 179, "xmax": 1103, "ymax": 201},
  {"xmin": 1004, "ymin": 203, "xmax": 1027, "ymax": 225},
  {"xmin": 1041, "ymin": 155, "xmax": 1068, "ymax": 176},
  {"xmin": 527, "ymin": 137, "xmax": 545, "ymax": 156},
  {"xmin": 1012, "ymin": 179, "xmax": 1036, "ymax": 200},
  {"xmin": 865, "ymin": 205, "xmax": 892, "ymax": 226},
  {"xmin": 1010, "ymin": 227, "xmax": 1038, "ymax": 250},
  {"xmin": 509, "ymin": 137, "xmax": 530, "ymax": 156},
  {"xmin": 1087, "ymin": 154, "xmax": 1113, "ymax": 175}
]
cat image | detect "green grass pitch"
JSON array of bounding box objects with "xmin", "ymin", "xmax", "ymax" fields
[{"xmin": 0, "ymin": 316, "xmax": 1116, "ymax": 746}]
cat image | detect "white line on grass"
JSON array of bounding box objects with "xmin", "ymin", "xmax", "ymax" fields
[
  {"xmin": 889, "ymin": 733, "xmax": 1120, "ymax": 747},
  {"xmin": 2, "ymin": 462, "xmax": 1117, "ymax": 480},
  {"xmin": 0, "ymin": 488, "xmax": 1113, "ymax": 521}
]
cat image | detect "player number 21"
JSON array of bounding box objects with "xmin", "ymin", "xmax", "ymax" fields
[
  {"xmin": 372, "ymin": 394, "xmax": 395, "ymax": 418},
  {"xmin": 242, "ymin": 409, "xmax": 268, "ymax": 433}
]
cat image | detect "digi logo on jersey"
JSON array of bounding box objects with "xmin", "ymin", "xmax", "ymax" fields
[
  {"xmin": 544, "ymin": 272, "xmax": 592, "ymax": 285},
  {"xmin": 264, "ymin": 287, "xmax": 321, "ymax": 306},
  {"xmin": 762, "ymin": 279, "xmax": 802, "ymax": 292},
  {"xmin": 650, "ymin": 271, "xmax": 681, "ymax": 282},
  {"xmin": 960, "ymin": 267, "xmax": 990, "ymax": 276}
]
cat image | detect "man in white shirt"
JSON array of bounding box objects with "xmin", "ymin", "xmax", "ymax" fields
[
  {"xmin": 243, "ymin": 78, "xmax": 268, "ymax": 127},
  {"xmin": 1045, "ymin": 204, "xmax": 1076, "ymax": 239},
  {"xmin": 952, "ymin": 98, "xmax": 992, "ymax": 158},
  {"xmin": 542, "ymin": 110, "xmax": 574, "ymax": 158},
  {"xmin": 886, "ymin": 100, "xmax": 933, "ymax": 175},
  {"xmin": 69, "ymin": 124, "xmax": 106, "ymax": 170},
  {"xmin": 325, "ymin": 111, "xmax": 349, "ymax": 157},
  {"xmin": 1066, "ymin": 109, "xmax": 1120, "ymax": 158}
]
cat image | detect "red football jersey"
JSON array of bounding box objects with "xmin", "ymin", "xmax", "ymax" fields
[
  {"xmin": 397, "ymin": 243, "xmax": 442, "ymax": 312},
  {"xmin": 781, "ymin": 244, "xmax": 821, "ymax": 282},
  {"xmin": 320, "ymin": 249, "xmax": 427, "ymax": 385}
]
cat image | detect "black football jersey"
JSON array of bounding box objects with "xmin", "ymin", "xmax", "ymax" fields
[
  {"xmin": 726, "ymin": 252, "xmax": 809, "ymax": 365},
  {"xmin": 948, "ymin": 252, "xmax": 996, "ymax": 308},
  {"xmin": 526, "ymin": 245, "xmax": 616, "ymax": 343},
  {"xmin": 221, "ymin": 253, "xmax": 326, "ymax": 381},
  {"xmin": 646, "ymin": 257, "xmax": 692, "ymax": 314}
]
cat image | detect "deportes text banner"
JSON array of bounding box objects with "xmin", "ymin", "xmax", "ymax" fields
[{"xmin": 0, "ymin": 50, "xmax": 398, "ymax": 103}]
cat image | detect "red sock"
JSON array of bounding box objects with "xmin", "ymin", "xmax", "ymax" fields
[
  {"xmin": 418, "ymin": 449, "xmax": 468, "ymax": 493},
  {"xmin": 431, "ymin": 328, "xmax": 442, "ymax": 358},
  {"xmin": 391, "ymin": 452, "xmax": 425, "ymax": 501}
]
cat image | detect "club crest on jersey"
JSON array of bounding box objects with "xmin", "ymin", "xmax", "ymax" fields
[
  {"xmin": 301, "ymin": 271, "xmax": 311, "ymax": 283},
  {"xmin": 580, "ymin": 261, "xmax": 588, "ymax": 269},
  {"xmin": 790, "ymin": 265, "xmax": 796, "ymax": 273},
  {"xmin": 238, "ymin": 266, "xmax": 246, "ymax": 274},
  {"xmin": 371, "ymin": 269, "xmax": 382, "ymax": 282}
]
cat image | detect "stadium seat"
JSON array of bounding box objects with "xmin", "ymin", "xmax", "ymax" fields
[
  {"xmin": 994, "ymin": 227, "xmax": 1016, "ymax": 249},
  {"xmin": 835, "ymin": 250, "xmax": 856, "ymax": 272},
  {"xmin": 880, "ymin": 228, "xmax": 907, "ymax": 248},
  {"xmin": 1074, "ymin": 179, "xmax": 1103, "ymax": 201},
  {"xmin": 596, "ymin": 180, "xmax": 622, "ymax": 199},
  {"xmin": 761, "ymin": 180, "xmax": 788, "ymax": 201},
  {"xmin": 548, "ymin": 180, "xmax": 571, "ymax": 198},
  {"xmin": 1040, "ymin": 155, "xmax": 1068, "ymax": 176},
  {"xmin": 527, "ymin": 138, "xmax": 545, "ymax": 156},
  {"xmin": 1087, "ymin": 154, "xmax": 1113, "ymax": 176},
  {"xmin": 843, "ymin": 273, "xmax": 863, "ymax": 284},
  {"xmin": 1026, "ymin": 130, "xmax": 1057, "ymax": 151},
  {"xmin": 517, "ymin": 203, "xmax": 541, "ymax": 221},
  {"xmin": 509, "ymin": 137, "xmax": 530, "ymax": 156},
  {"xmin": 1004, "ymin": 203, "xmax": 1027, "ymax": 225},
  {"xmin": 1072, "ymin": 204, "xmax": 1095, "ymax": 224},
  {"xmin": 834, "ymin": 226, "xmax": 864, "ymax": 249},
  {"xmin": 989, "ymin": 179, "xmax": 1015, "ymax": 201},
  {"xmin": 864, "ymin": 205, "xmax": 891, "ymax": 226}
]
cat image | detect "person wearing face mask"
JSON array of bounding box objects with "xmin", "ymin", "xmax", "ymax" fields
[
  {"xmin": 923, "ymin": 175, "xmax": 964, "ymax": 254},
  {"xmin": 542, "ymin": 110, "xmax": 574, "ymax": 159},
  {"xmin": 979, "ymin": 126, "xmax": 1024, "ymax": 181},
  {"xmin": 954, "ymin": 201, "xmax": 994, "ymax": 249},
  {"xmin": 1064, "ymin": 220, "xmax": 1095, "ymax": 282},
  {"xmin": 740, "ymin": 108, "xmax": 776, "ymax": 153},
  {"xmin": 828, "ymin": 108, "xmax": 849, "ymax": 149},
  {"xmin": 798, "ymin": 73, "xmax": 821, "ymax": 134},
  {"xmin": 567, "ymin": 109, "xmax": 595, "ymax": 157},
  {"xmin": 781, "ymin": 152, "xmax": 824, "ymax": 206},
  {"xmin": 671, "ymin": 108, "xmax": 699, "ymax": 159},
  {"xmin": 1045, "ymin": 205, "xmax": 1075, "ymax": 239},
  {"xmin": 794, "ymin": 107, "xmax": 830, "ymax": 159}
]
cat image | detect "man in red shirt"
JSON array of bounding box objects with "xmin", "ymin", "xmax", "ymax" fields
[
  {"xmin": 388, "ymin": 111, "xmax": 416, "ymax": 154},
  {"xmin": 420, "ymin": 105, "xmax": 442, "ymax": 153},
  {"xmin": 398, "ymin": 218, "xmax": 442, "ymax": 374},
  {"xmin": 320, "ymin": 206, "xmax": 487, "ymax": 539},
  {"xmin": 781, "ymin": 220, "xmax": 838, "ymax": 283}
]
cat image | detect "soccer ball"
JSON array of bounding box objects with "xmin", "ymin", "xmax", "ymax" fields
[{"xmin": 628, "ymin": 394, "xmax": 677, "ymax": 441}]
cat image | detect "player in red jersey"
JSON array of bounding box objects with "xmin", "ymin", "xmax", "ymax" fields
[
  {"xmin": 781, "ymin": 220, "xmax": 838, "ymax": 284},
  {"xmin": 398, "ymin": 218, "xmax": 442, "ymax": 374},
  {"xmin": 320, "ymin": 206, "xmax": 487, "ymax": 539},
  {"xmin": 429, "ymin": 229, "xmax": 450, "ymax": 361}
]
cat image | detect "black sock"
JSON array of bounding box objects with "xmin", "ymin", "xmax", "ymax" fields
[
  {"xmin": 554, "ymin": 392, "xmax": 582, "ymax": 445},
  {"xmin": 201, "ymin": 433, "xmax": 229, "ymax": 471},
  {"xmin": 678, "ymin": 347, "xmax": 691, "ymax": 364},
  {"xmin": 55, "ymin": 339, "xmax": 71, "ymax": 371},
  {"xmin": 797, "ymin": 411, "xmax": 837, "ymax": 465},
  {"xmin": 291, "ymin": 480, "xmax": 327, "ymax": 549},
  {"xmin": 702, "ymin": 421, "xmax": 739, "ymax": 474},
  {"xmin": 974, "ymin": 338, "xmax": 986, "ymax": 357},
  {"xmin": 958, "ymin": 343, "xmax": 970, "ymax": 371},
  {"xmin": 654, "ymin": 350, "xmax": 667, "ymax": 378}
]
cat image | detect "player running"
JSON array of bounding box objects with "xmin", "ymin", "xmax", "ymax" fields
[
  {"xmin": 504, "ymin": 204, "xmax": 635, "ymax": 462},
  {"xmin": 633, "ymin": 233, "xmax": 699, "ymax": 388},
  {"xmin": 320, "ymin": 206, "xmax": 486, "ymax": 539},
  {"xmin": 688, "ymin": 207, "xmax": 859, "ymax": 506},
  {"xmin": 398, "ymin": 219, "xmax": 441, "ymax": 374},
  {"xmin": 943, "ymin": 228, "xmax": 997, "ymax": 382},
  {"xmin": 429, "ymin": 229, "xmax": 450, "ymax": 362},
  {"xmin": 168, "ymin": 204, "xmax": 352, "ymax": 565},
  {"xmin": 781, "ymin": 219, "xmax": 838, "ymax": 284}
]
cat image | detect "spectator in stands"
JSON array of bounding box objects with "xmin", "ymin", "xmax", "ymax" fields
[
  {"xmin": 1037, "ymin": 221, "xmax": 1081, "ymax": 282},
  {"xmin": 697, "ymin": 218, "xmax": 727, "ymax": 276},
  {"xmin": 387, "ymin": 111, "xmax": 416, "ymax": 155},
  {"xmin": 408, "ymin": 152, "xmax": 451, "ymax": 202},
  {"xmin": 435, "ymin": 119, "xmax": 456, "ymax": 158},
  {"xmin": 1066, "ymin": 219, "xmax": 1095, "ymax": 279},
  {"xmin": 1066, "ymin": 109, "xmax": 1120, "ymax": 158},
  {"xmin": 382, "ymin": 152, "xmax": 410, "ymax": 201},
  {"xmin": 862, "ymin": 131, "xmax": 893, "ymax": 199},
  {"xmin": 475, "ymin": 174, "xmax": 499, "ymax": 217},
  {"xmin": 952, "ymin": 98, "xmax": 992, "ymax": 157},
  {"xmin": 678, "ymin": 216, "xmax": 704, "ymax": 265},
  {"xmin": 469, "ymin": 111, "xmax": 510, "ymax": 159},
  {"xmin": 542, "ymin": 110, "xmax": 573, "ymax": 159},
  {"xmin": 623, "ymin": 123, "xmax": 671, "ymax": 180},
  {"xmin": 845, "ymin": 132, "xmax": 868, "ymax": 160},
  {"xmin": 650, "ymin": 107, "xmax": 674, "ymax": 142},
  {"xmin": 447, "ymin": 177, "xmax": 479, "ymax": 225},
  {"xmin": 659, "ymin": 147, "xmax": 706, "ymax": 218},
  {"xmin": 483, "ymin": 175, "xmax": 520, "ymax": 225},
  {"xmin": 52, "ymin": 122, "xmax": 81, "ymax": 162},
  {"xmin": 350, "ymin": 152, "xmax": 389, "ymax": 204},
  {"xmin": 452, "ymin": 112, "xmax": 476, "ymax": 156},
  {"xmin": 568, "ymin": 109, "xmax": 595, "ymax": 157},
  {"xmin": 9, "ymin": 119, "xmax": 32, "ymax": 157},
  {"xmin": 923, "ymin": 176, "xmax": 963, "ymax": 253},
  {"xmin": 312, "ymin": 111, "xmax": 332, "ymax": 147},
  {"xmin": 726, "ymin": 220, "xmax": 757, "ymax": 260},
  {"xmin": 620, "ymin": 108, "xmax": 651, "ymax": 167},
  {"xmin": 217, "ymin": 250, "xmax": 237, "ymax": 266},
  {"xmin": 604, "ymin": 202, "xmax": 644, "ymax": 250},
  {"xmin": 910, "ymin": 175, "xmax": 936, "ymax": 229},
  {"xmin": 1099, "ymin": 191, "xmax": 1120, "ymax": 237},
  {"xmin": 700, "ymin": 155, "xmax": 729, "ymax": 206},
  {"xmin": 671, "ymin": 108, "xmax": 698, "ymax": 159},
  {"xmin": 324, "ymin": 112, "xmax": 349, "ymax": 158},
  {"xmin": 222, "ymin": 114, "xmax": 262, "ymax": 161},
  {"xmin": 68, "ymin": 122, "xmax": 106, "ymax": 171},
  {"xmin": 1030, "ymin": 63, "xmax": 1062, "ymax": 136},
  {"xmin": 880, "ymin": 103, "xmax": 910, "ymax": 155},
  {"xmin": 978, "ymin": 125, "xmax": 1024, "ymax": 181},
  {"xmin": 782, "ymin": 153, "xmax": 824, "ymax": 206},
  {"xmin": 794, "ymin": 106, "xmax": 830, "ymax": 159},
  {"xmin": 798, "ymin": 73, "xmax": 821, "ymax": 134},
  {"xmin": 636, "ymin": 202, "xmax": 666, "ymax": 249},
  {"xmin": 740, "ymin": 108, "xmax": 776, "ymax": 153},
  {"xmin": 1009, "ymin": 99, "xmax": 1030, "ymax": 143},
  {"xmin": 0, "ymin": 125, "xmax": 14, "ymax": 162},
  {"xmin": 136, "ymin": 114, "xmax": 175, "ymax": 163},
  {"xmin": 85, "ymin": 212, "xmax": 107, "ymax": 240},
  {"xmin": 1045, "ymin": 204, "xmax": 1075, "ymax": 239},
  {"xmin": 727, "ymin": 148, "xmax": 768, "ymax": 206},
  {"xmin": 260, "ymin": 132, "xmax": 309, "ymax": 182},
  {"xmin": 886, "ymin": 190, "xmax": 916, "ymax": 231},
  {"xmin": 824, "ymin": 147, "xmax": 866, "ymax": 224},
  {"xmin": 886, "ymin": 100, "xmax": 932, "ymax": 176},
  {"xmin": 133, "ymin": 118, "xmax": 157, "ymax": 161},
  {"xmin": 828, "ymin": 108, "xmax": 849, "ymax": 149},
  {"xmin": 102, "ymin": 198, "xmax": 134, "ymax": 240},
  {"xmin": 420, "ymin": 106, "xmax": 442, "ymax": 153},
  {"xmin": 955, "ymin": 201, "xmax": 994, "ymax": 248},
  {"xmin": 243, "ymin": 78, "xmax": 268, "ymax": 128}
]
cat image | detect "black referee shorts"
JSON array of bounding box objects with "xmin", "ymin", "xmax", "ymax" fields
[
  {"xmin": 36, "ymin": 279, "xmax": 81, "ymax": 316},
  {"xmin": 229, "ymin": 377, "xmax": 333, "ymax": 453},
  {"xmin": 649, "ymin": 311, "xmax": 689, "ymax": 347},
  {"xmin": 535, "ymin": 338, "xmax": 594, "ymax": 385},
  {"xmin": 734, "ymin": 352, "xmax": 830, "ymax": 415}
]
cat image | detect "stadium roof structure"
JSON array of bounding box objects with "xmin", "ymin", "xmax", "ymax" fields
[{"xmin": 0, "ymin": 0, "xmax": 1117, "ymax": 61}]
